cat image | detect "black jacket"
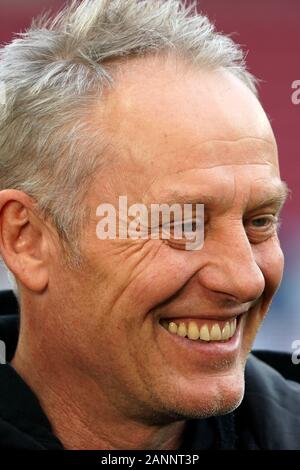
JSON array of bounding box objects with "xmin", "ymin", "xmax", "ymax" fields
[{"xmin": 0, "ymin": 290, "xmax": 299, "ymax": 450}]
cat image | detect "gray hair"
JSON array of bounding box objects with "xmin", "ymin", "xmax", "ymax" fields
[{"xmin": 0, "ymin": 0, "xmax": 257, "ymax": 276}]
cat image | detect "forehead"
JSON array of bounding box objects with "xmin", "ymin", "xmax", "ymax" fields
[
  {"xmin": 95, "ymin": 55, "xmax": 279, "ymax": 199},
  {"xmin": 143, "ymin": 164, "xmax": 287, "ymax": 216}
]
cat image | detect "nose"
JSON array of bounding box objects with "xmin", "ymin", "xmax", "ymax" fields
[{"xmin": 197, "ymin": 224, "xmax": 265, "ymax": 304}]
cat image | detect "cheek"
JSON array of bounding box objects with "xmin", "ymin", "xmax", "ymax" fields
[
  {"xmin": 254, "ymin": 237, "xmax": 284, "ymax": 298},
  {"xmin": 121, "ymin": 244, "xmax": 197, "ymax": 313}
]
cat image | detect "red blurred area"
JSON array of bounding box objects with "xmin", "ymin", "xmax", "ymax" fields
[
  {"xmin": 199, "ymin": 0, "xmax": 300, "ymax": 235},
  {"xmin": 0, "ymin": 0, "xmax": 299, "ymax": 234}
]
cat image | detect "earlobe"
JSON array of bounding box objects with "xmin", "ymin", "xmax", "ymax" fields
[{"xmin": 0, "ymin": 190, "xmax": 49, "ymax": 292}]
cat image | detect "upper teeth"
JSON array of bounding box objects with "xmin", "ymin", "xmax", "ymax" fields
[{"xmin": 161, "ymin": 318, "xmax": 237, "ymax": 342}]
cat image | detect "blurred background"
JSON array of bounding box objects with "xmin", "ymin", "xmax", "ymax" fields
[{"xmin": 0, "ymin": 0, "xmax": 299, "ymax": 351}]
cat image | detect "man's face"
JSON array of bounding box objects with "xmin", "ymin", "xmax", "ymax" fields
[{"xmin": 51, "ymin": 56, "xmax": 286, "ymax": 422}]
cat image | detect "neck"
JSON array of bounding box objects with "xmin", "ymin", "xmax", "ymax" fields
[{"xmin": 11, "ymin": 348, "xmax": 186, "ymax": 450}]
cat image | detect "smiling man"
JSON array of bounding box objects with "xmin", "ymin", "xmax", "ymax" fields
[{"xmin": 0, "ymin": 0, "xmax": 299, "ymax": 451}]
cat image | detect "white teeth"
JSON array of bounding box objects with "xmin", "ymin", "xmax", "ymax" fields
[
  {"xmin": 177, "ymin": 322, "xmax": 187, "ymax": 337},
  {"xmin": 222, "ymin": 322, "xmax": 231, "ymax": 340},
  {"xmin": 210, "ymin": 323, "xmax": 222, "ymax": 341},
  {"xmin": 199, "ymin": 324, "xmax": 210, "ymax": 341},
  {"xmin": 187, "ymin": 321, "xmax": 199, "ymax": 340},
  {"xmin": 168, "ymin": 322, "xmax": 178, "ymax": 334},
  {"xmin": 230, "ymin": 318, "xmax": 237, "ymax": 337},
  {"xmin": 162, "ymin": 317, "xmax": 238, "ymax": 342}
]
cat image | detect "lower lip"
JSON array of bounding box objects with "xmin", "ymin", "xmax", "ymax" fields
[{"xmin": 158, "ymin": 316, "xmax": 244, "ymax": 361}]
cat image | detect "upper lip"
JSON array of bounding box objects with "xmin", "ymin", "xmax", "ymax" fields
[{"xmin": 159, "ymin": 310, "xmax": 249, "ymax": 322}]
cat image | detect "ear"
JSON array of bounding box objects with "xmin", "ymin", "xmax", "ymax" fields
[{"xmin": 0, "ymin": 190, "xmax": 49, "ymax": 292}]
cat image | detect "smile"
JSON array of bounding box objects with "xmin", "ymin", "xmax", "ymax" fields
[{"xmin": 159, "ymin": 317, "xmax": 238, "ymax": 342}]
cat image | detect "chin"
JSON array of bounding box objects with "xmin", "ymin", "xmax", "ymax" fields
[{"xmin": 158, "ymin": 365, "xmax": 246, "ymax": 421}]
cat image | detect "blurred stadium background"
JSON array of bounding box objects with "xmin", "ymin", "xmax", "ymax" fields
[{"xmin": 0, "ymin": 0, "xmax": 299, "ymax": 351}]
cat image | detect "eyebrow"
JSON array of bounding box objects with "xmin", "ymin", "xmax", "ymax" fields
[
  {"xmin": 246, "ymin": 181, "xmax": 290, "ymax": 213},
  {"xmin": 151, "ymin": 180, "xmax": 290, "ymax": 212}
]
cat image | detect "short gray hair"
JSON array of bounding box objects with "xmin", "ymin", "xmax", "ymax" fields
[{"xmin": 0, "ymin": 0, "xmax": 257, "ymax": 266}]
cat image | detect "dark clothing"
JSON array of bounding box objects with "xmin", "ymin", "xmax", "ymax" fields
[
  {"xmin": 0, "ymin": 364, "xmax": 63, "ymax": 449},
  {"xmin": 0, "ymin": 354, "xmax": 299, "ymax": 450}
]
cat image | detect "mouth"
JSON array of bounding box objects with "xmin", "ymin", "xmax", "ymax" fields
[
  {"xmin": 157, "ymin": 312, "xmax": 246, "ymax": 360},
  {"xmin": 159, "ymin": 316, "xmax": 240, "ymax": 343}
]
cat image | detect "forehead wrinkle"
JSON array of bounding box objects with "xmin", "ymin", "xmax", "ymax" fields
[
  {"xmin": 141, "ymin": 165, "xmax": 286, "ymax": 216},
  {"xmin": 185, "ymin": 138, "xmax": 277, "ymax": 168},
  {"xmin": 134, "ymin": 139, "xmax": 278, "ymax": 188},
  {"xmin": 154, "ymin": 161, "xmax": 276, "ymax": 176},
  {"xmin": 143, "ymin": 162, "xmax": 277, "ymax": 201},
  {"xmin": 184, "ymin": 136, "xmax": 276, "ymax": 147}
]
